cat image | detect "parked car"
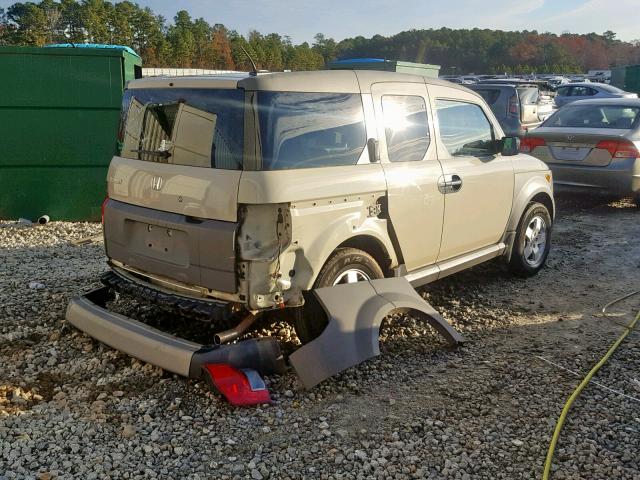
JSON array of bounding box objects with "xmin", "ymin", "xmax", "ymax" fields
[
  {"xmin": 554, "ymin": 83, "xmax": 637, "ymax": 108},
  {"xmin": 459, "ymin": 75, "xmax": 481, "ymax": 84},
  {"xmin": 469, "ymin": 83, "xmax": 545, "ymax": 136},
  {"xmin": 80, "ymin": 70, "xmax": 554, "ymax": 346},
  {"xmin": 521, "ymin": 98, "xmax": 640, "ymax": 206},
  {"xmin": 547, "ymin": 76, "xmax": 569, "ymax": 87}
]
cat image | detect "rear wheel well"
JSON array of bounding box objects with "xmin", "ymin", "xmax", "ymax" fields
[
  {"xmin": 530, "ymin": 192, "xmax": 554, "ymax": 219},
  {"xmin": 337, "ymin": 236, "xmax": 391, "ymax": 277}
]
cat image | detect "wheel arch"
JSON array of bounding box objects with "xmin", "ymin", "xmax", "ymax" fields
[
  {"xmin": 507, "ymin": 175, "xmax": 555, "ymax": 233},
  {"xmin": 336, "ymin": 234, "xmax": 393, "ymax": 277},
  {"xmin": 503, "ymin": 175, "xmax": 554, "ymax": 262},
  {"xmin": 530, "ymin": 191, "xmax": 555, "ymax": 220}
]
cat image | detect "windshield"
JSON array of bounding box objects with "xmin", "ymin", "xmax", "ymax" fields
[
  {"xmin": 117, "ymin": 88, "xmax": 245, "ymax": 170},
  {"xmin": 255, "ymin": 92, "xmax": 366, "ymax": 170},
  {"xmin": 543, "ymin": 104, "xmax": 640, "ymax": 129}
]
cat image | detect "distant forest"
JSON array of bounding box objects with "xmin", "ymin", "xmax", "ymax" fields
[{"xmin": 1, "ymin": 1, "xmax": 639, "ymax": 74}]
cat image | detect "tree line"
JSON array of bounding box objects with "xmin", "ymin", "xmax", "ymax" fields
[{"xmin": 1, "ymin": 1, "xmax": 639, "ymax": 74}]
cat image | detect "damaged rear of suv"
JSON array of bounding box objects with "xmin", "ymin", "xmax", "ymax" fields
[
  {"xmin": 68, "ymin": 70, "xmax": 554, "ymax": 380},
  {"xmin": 103, "ymin": 72, "xmax": 384, "ymax": 325}
]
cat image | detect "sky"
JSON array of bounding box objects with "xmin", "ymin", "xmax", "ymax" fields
[{"xmin": 1, "ymin": 0, "xmax": 638, "ymax": 43}]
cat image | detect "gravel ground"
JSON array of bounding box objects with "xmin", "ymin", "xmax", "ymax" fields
[{"xmin": 1, "ymin": 195, "xmax": 639, "ymax": 480}]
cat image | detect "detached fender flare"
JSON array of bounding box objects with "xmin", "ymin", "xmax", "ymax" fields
[{"xmin": 289, "ymin": 278, "xmax": 464, "ymax": 389}]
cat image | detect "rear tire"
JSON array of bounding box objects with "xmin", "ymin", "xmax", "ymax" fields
[
  {"xmin": 633, "ymin": 193, "xmax": 640, "ymax": 208},
  {"xmin": 509, "ymin": 202, "xmax": 552, "ymax": 277},
  {"xmin": 293, "ymin": 248, "xmax": 384, "ymax": 344}
]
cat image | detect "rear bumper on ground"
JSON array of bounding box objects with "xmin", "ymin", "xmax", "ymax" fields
[
  {"xmin": 66, "ymin": 288, "xmax": 200, "ymax": 376},
  {"xmin": 549, "ymin": 157, "xmax": 640, "ymax": 195},
  {"xmin": 65, "ymin": 287, "xmax": 285, "ymax": 378}
]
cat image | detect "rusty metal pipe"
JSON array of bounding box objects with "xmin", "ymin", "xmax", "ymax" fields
[{"xmin": 213, "ymin": 312, "xmax": 259, "ymax": 345}]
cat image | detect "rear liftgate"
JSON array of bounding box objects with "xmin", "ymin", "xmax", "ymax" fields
[{"xmin": 290, "ymin": 277, "xmax": 465, "ymax": 389}]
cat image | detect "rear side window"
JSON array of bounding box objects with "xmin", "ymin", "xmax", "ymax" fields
[
  {"xmin": 256, "ymin": 92, "xmax": 366, "ymax": 170},
  {"xmin": 474, "ymin": 89, "xmax": 501, "ymax": 105},
  {"xmin": 118, "ymin": 88, "xmax": 245, "ymax": 170},
  {"xmin": 570, "ymin": 86, "xmax": 596, "ymax": 97},
  {"xmin": 435, "ymin": 100, "xmax": 495, "ymax": 157},
  {"xmin": 381, "ymin": 95, "xmax": 430, "ymax": 162},
  {"xmin": 517, "ymin": 87, "xmax": 539, "ymax": 105},
  {"xmin": 557, "ymin": 87, "xmax": 570, "ymax": 96}
]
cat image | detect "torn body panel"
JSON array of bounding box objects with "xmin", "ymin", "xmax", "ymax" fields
[{"xmin": 289, "ymin": 278, "xmax": 464, "ymax": 389}]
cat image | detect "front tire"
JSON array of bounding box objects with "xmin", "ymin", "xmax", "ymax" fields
[
  {"xmin": 293, "ymin": 247, "xmax": 384, "ymax": 344},
  {"xmin": 509, "ymin": 202, "xmax": 552, "ymax": 277}
]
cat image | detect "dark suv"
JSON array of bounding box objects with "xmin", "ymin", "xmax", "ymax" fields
[{"xmin": 469, "ymin": 83, "xmax": 544, "ymax": 137}]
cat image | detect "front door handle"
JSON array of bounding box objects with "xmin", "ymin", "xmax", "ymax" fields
[
  {"xmin": 449, "ymin": 175, "xmax": 463, "ymax": 192},
  {"xmin": 437, "ymin": 174, "xmax": 463, "ymax": 194}
]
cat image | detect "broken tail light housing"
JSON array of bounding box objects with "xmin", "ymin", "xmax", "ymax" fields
[
  {"xmin": 595, "ymin": 140, "xmax": 640, "ymax": 159},
  {"xmin": 520, "ymin": 136, "xmax": 546, "ymax": 153},
  {"xmin": 202, "ymin": 364, "xmax": 271, "ymax": 406}
]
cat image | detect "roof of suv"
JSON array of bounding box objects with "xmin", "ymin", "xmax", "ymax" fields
[{"xmin": 128, "ymin": 70, "xmax": 470, "ymax": 94}]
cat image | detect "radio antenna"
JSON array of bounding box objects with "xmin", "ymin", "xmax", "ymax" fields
[{"xmin": 241, "ymin": 46, "xmax": 259, "ymax": 76}]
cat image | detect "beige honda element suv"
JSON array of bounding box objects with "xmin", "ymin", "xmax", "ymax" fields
[{"xmin": 103, "ymin": 70, "xmax": 554, "ymax": 343}]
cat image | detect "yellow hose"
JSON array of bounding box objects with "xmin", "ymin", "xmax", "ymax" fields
[{"xmin": 542, "ymin": 309, "xmax": 640, "ymax": 480}]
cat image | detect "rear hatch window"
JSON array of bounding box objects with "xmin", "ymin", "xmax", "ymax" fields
[
  {"xmin": 474, "ymin": 89, "xmax": 501, "ymax": 106},
  {"xmin": 118, "ymin": 88, "xmax": 245, "ymax": 170},
  {"xmin": 544, "ymin": 105, "xmax": 640, "ymax": 129}
]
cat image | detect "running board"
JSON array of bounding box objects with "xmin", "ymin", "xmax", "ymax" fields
[
  {"xmin": 290, "ymin": 278, "xmax": 465, "ymax": 389},
  {"xmin": 400, "ymin": 243, "xmax": 506, "ymax": 287}
]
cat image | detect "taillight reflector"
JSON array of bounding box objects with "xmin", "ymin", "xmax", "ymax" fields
[
  {"xmin": 101, "ymin": 196, "xmax": 109, "ymax": 225},
  {"xmin": 520, "ymin": 137, "xmax": 546, "ymax": 153},
  {"xmin": 595, "ymin": 140, "xmax": 639, "ymax": 159}
]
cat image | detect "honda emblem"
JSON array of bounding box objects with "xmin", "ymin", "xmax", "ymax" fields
[
  {"xmin": 566, "ymin": 135, "xmax": 575, "ymax": 142},
  {"xmin": 151, "ymin": 176, "xmax": 164, "ymax": 191}
]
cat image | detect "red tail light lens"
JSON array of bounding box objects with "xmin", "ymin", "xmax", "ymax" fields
[
  {"xmin": 101, "ymin": 196, "xmax": 109, "ymax": 225},
  {"xmin": 203, "ymin": 364, "xmax": 271, "ymax": 406},
  {"xmin": 508, "ymin": 94, "xmax": 519, "ymax": 115},
  {"xmin": 595, "ymin": 140, "xmax": 639, "ymax": 159},
  {"xmin": 520, "ymin": 137, "xmax": 546, "ymax": 153}
]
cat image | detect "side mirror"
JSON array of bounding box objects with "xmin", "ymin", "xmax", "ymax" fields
[
  {"xmin": 367, "ymin": 138, "xmax": 380, "ymax": 163},
  {"xmin": 501, "ymin": 136, "xmax": 521, "ymax": 156}
]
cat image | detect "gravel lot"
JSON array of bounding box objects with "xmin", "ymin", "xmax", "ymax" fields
[{"xmin": 1, "ymin": 195, "xmax": 639, "ymax": 480}]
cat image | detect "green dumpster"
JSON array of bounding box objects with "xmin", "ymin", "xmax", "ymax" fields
[
  {"xmin": 611, "ymin": 64, "xmax": 640, "ymax": 95},
  {"xmin": 328, "ymin": 58, "xmax": 441, "ymax": 78},
  {"xmin": 0, "ymin": 45, "xmax": 141, "ymax": 221}
]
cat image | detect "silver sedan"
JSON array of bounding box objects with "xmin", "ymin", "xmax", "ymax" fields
[
  {"xmin": 554, "ymin": 83, "xmax": 637, "ymax": 108},
  {"xmin": 521, "ymin": 98, "xmax": 640, "ymax": 206}
]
